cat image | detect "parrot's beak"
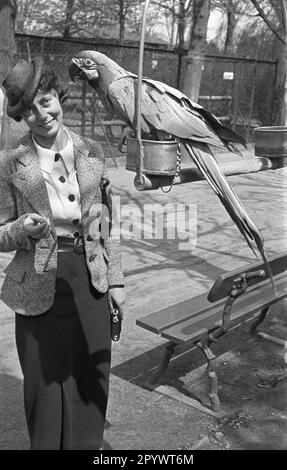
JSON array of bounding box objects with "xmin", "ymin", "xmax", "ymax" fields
[{"xmin": 69, "ymin": 62, "xmax": 84, "ymax": 83}]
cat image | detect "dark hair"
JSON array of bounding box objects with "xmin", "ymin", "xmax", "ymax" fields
[{"xmin": 38, "ymin": 67, "xmax": 69, "ymax": 104}]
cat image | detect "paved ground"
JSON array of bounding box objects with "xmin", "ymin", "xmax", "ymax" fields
[{"xmin": 0, "ymin": 147, "xmax": 287, "ymax": 450}]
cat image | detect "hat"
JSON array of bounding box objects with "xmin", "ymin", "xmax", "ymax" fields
[{"xmin": 2, "ymin": 57, "xmax": 44, "ymax": 121}]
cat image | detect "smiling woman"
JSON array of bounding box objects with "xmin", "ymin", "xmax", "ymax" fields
[
  {"xmin": 0, "ymin": 57, "xmax": 125, "ymax": 450},
  {"xmin": 4, "ymin": 61, "xmax": 69, "ymax": 148},
  {"xmin": 21, "ymin": 89, "xmax": 64, "ymax": 145}
]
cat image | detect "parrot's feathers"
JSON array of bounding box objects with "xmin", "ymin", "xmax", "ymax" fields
[
  {"xmin": 142, "ymin": 77, "xmax": 246, "ymax": 147},
  {"xmin": 184, "ymin": 141, "xmax": 276, "ymax": 290},
  {"xmin": 147, "ymin": 86, "xmax": 164, "ymax": 102},
  {"xmin": 108, "ymin": 77, "xmax": 224, "ymax": 145}
]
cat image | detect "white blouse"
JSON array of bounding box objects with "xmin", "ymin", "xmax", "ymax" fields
[{"xmin": 32, "ymin": 129, "xmax": 82, "ymax": 238}]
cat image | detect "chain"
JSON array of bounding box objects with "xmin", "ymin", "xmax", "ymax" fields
[
  {"xmin": 161, "ymin": 140, "xmax": 182, "ymax": 193},
  {"xmin": 174, "ymin": 141, "xmax": 182, "ymax": 178}
]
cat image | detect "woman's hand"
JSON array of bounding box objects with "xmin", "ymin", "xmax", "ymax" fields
[
  {"xmin": 23, "ymin": 214, "xmax": 51, "ymax": 239},
  {"xmin": 108, "ymin": 287, "xmax": 126, "ymax": 320}
]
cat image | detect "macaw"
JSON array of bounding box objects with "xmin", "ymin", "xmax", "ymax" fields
[{"xmin": 69, "ymin": 50, "xmax": 272, "ymax": 277}]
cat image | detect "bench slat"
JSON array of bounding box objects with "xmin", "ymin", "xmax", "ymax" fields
[
  {"xmin": 137, "ymin": 271, "xmax": 286, "ymax": 335},
  {"xmin": 161, "ymin": 274, "xmax": 287, "ymax": 343},
  {"xmin": 136, "ymin": 252, "xmax": 287, "ymax": 335},
  {"xmin": 136, "ymin": 292, "xmax": 214, "ymax": 334},
  {"xmin": 208, "ymin": 251, "xmax": 287, "ymax": 302}
]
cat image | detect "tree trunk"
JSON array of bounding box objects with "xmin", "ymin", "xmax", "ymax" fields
[
  {"xmin": 250, "ymin": 0, "xmax": 286, "ymax": 124},
  {"xmin": 224, "ymin": 0, "xmax": 236, "ymax": 55},
  {"xmin": 169, "ymin": 4, "xmax": 175, "ymax": 47},
  {"xmin": 279, "ymin": 0, "xmax": 287, "ymax": 125},
  {"xmin": 274, "ymin": 41, "xmax": 287, "ymax": 125},
  {"xmin": 271, "ymin": 0, "xmax": 287, "ymax": 125},
  {"xmin": 63, "ymin": 0, "xmax": 75, "ymax": 38},
  {"xmin": 119, "ymin": 0, "xmax": 125, "ymax": 41},
  {"xmin": 183, "ymin": 0, "xmax": 210, "ymax": 102},
  {"xmin": 0, "ymin": 0, "xmax": 16, "ymax": 83},
  {"xmin": 0, "ymin": 0, "xmax": 17, "ymax": 148},
  {"xmin": 177, "ymin": 0, "xmax": 186, "ymax": 48}
]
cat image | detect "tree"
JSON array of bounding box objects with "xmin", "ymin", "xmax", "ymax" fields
[
  {"xmin": 211, "ymin": 0, "xmax": 239, "ymax": 54},
  {"xmin": 0, "ymin": 0, "xmax": 17, "ymax": 148},
  {"xmin": 15, "ymin": 0, "xmax": 119, "ymax": 38},
  {"xmin": 151, "ymin": 1, "xmax": 193, "ymax": 47},
  {"xmin": 183, "ymin": 0, "xmax": 211, "ymax": 101},
  {"xmin": 62, "ymin": 0, "xmax": 76, "ymax": 38},
  {"xmin": 249, "ymin": 0, "xmax": 286, "ymax": 124},
  {"xmin": 0, "ymin": 0, "xmax": 17, "ymax": 83},
  {"xmin": 117, "ymin": 0, "xmax": 145, "ymax": 41}
]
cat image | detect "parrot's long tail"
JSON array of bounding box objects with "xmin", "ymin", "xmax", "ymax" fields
[{"xmin": 184, "ymin": 140, "xmax": 276, "ymax": 294}]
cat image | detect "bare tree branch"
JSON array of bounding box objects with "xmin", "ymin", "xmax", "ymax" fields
[
  {"xmin": 250, "ymin": 0, "xmax": 286, "ymax": 44},
  {"xmin": 151, "ymin": 1, "xmax": 174, "ymax": 13}
]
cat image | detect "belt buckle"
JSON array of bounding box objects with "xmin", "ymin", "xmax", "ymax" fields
[{"xmin": 73, "ymin": 236, "xmax": 84, "ymax": 254}]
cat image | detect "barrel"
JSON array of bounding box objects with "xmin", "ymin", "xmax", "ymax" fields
[{"xmin": 254, "ymin": 126, "xmax": 287, "ymax": 157}]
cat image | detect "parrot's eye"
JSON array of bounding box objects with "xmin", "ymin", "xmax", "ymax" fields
[{"xmin": 84, "ymin": 58, "xmax": 94, "ymax": 68}]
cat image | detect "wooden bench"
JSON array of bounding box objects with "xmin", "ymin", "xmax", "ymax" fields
[{"xmin": 136, "ymin": 252, "xmax": 287, "ymax": 413}]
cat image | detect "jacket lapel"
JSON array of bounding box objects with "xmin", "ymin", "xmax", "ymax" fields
[
  {"xmin": 10, "ymin": 131, "xmax": 104, "ymax": 220},
  {"xmin": 9, "ymin": 133, "xmax": 53, "ymax": 220},
  {"xmin": 71, "ymin": 131, "xmax": 103, "ymax": 217}
]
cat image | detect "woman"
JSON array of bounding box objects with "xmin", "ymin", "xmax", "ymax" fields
[{"xmin": 0, "ymin": 57, "xmax": 125, "ymax": 450}]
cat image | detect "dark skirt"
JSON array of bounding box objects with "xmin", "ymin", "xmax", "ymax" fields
[{"xmin": 15, "ymin": 251, "xmax": 111, "ymax": 450}]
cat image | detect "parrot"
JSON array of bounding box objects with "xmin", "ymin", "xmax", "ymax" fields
[{"xmin": 69, "ymin": 50, "xmax": 275, "ymax": 288}]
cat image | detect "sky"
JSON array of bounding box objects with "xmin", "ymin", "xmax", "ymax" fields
[{"xmin": 207, "ymin": 10, "xmax": 224, "ymax": 42}]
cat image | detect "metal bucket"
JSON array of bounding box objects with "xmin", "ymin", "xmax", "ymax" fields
[
  {"xmin": 126, "ymin": 138, "xmax": 179, "ymax": 175},
  {"xmin": 254, "ymin": 126, "xmax": 287, "ymax": 157}
]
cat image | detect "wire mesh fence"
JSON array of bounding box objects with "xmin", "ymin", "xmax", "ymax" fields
[{"xmin": 0, "ymin": 33, "xmax": 278, "ymax": 158}]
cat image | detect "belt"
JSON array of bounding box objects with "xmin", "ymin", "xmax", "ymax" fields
[{"xmin": 57, "ymin": 236, "xmax": 84, "ymax": 254}]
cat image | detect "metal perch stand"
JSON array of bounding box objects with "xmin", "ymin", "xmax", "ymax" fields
[{"xmin": 134, "ymin": 0, "xmax": 150, "ymax": 186}]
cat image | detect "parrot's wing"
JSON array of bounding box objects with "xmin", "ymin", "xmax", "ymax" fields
[
  {"xmin": 142, "ymin": 77, "xmax": 246, "ymax": 147},
  {"xmin": 108, "ymin": 77, "xmax": 224, "ymax": 146}
]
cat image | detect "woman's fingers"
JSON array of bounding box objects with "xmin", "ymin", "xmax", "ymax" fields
[
  {"xmin": 24, "ymin": 214, "xmax": 51, "ymax": 238},
  {"xmin": 39, "ymin": 223, "xmax": 51, "ymax": 238}
]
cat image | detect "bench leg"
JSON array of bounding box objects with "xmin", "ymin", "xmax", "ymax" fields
[
  {"xmin": 250, "ymin": 306, "xmax": 287, "ymax": 387},
  {"xmin": 148, "ymin": 342, "xmax": 177, "ymax": 387},
  {"xmin": 196, "ymin": 340, "xmax": 221, "ymax": 412},
  {"xmin": 250, "ymin": 306, "xmax": 287, "ymax": 364},
  {"xmin": 249, "ymin": 306, "xmax": 270, "ymax": 334},
  {"xmin": 191, "ymin": 293, "xmax": 235, "ymax": 412}
]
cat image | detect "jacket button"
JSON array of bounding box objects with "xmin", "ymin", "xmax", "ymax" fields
[
  {"xmin": 89, "ymin": 254, "xmax": 96, "ymax": 262},
  {"xmin": 68, "ymin": 194, "xmax": 75, "ymax": 202}
]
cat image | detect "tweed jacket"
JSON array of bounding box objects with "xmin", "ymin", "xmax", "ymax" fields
[{"xmin": 0, "ymin": 129, "xmax": 124, "ymax": 316}]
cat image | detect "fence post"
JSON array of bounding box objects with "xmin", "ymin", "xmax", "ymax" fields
[
  {"xmin": 232, "ymin": 60, "xmax": 242, "ymax": 132},
  {"xmin": 271, "ymin": 59, "xmax": 280, "ymax": 125},
  {"xmin": 40, "ymin": 37, "xmax": 45, "ymax": 55},
  {"xmin": 91, "ymin": 91, "xmax": 96, "ymax": 139},
  {"xmin": 247, "ymin": 61, "xmax": 257, "ymax": 138},
  {"xmin": 207, "ymin": 59, "xmax": 215, "ymax": 112},
  {"xmin": 176, "ymin": 48, "xmax": 185, "ymax": 90}
]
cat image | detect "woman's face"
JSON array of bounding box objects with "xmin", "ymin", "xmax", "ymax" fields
[{"xmin": 22, "ymin": 89, "xmax": 63, "ymax": 143}]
